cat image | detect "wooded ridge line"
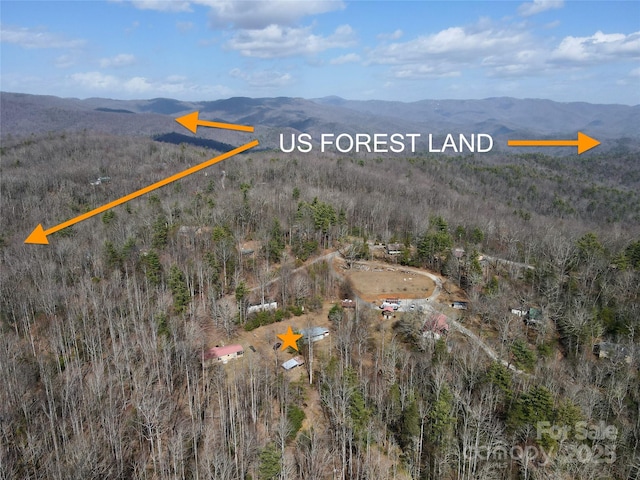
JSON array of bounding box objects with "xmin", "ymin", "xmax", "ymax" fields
[{"xmin": 2, "ymin": 92, "xmax": 638, "ymax": 154}]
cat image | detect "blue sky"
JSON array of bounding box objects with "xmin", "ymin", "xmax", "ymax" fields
[{"xmin": 1, "ymin": 1, "xmax": 638, "ymax": 104}]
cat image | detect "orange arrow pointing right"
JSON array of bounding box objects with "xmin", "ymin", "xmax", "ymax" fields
[{"xmin": 507, "ymin": 132, "xmax": 600, "ymax": 155}]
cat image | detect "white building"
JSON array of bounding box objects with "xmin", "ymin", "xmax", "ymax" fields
[
  {"xmin": 247, "ymin": 302, "xmax": 278, "ymax": 315},
  {"xmin": 300, "ymin": 327, "xmax": 329, "ymax": 344},
  {"xmin": 282, "ymin": 356, "xmax": 305, "ymax": 370}
]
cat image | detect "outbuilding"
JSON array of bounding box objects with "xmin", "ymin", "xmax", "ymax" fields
[
  {"xmin": 282, "ymin": 356, "xmax": 305, "ymax": 370},
  {"xmin": 247, "ymin": 301, "xmax": 278, "ymax": 315},
  {"xmin": 341, "ymin": 299, "xmax": 356, "ymax": 309},
  {"xmin": 386, "ymin": 243, "xmax": 402, "ymax": 255},
  {"xmin": 451, "ymin": 301, "xmax": 468, "ymax": 310},
  {"xmin": 300, "ymin": 327, "xmax": 329, "ymax": 343},
  {"xmin": 593, "ymin": 342, "xmax": 632, "ymax": 364}
]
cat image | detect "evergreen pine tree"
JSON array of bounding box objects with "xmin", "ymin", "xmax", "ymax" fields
[
  {"xmin": 168, "ymin": 265, "xmax": 190, "ymax": 313},
  {"xmin": 143, "ymin": 250, "xmax": 162, "ymax": 286}
]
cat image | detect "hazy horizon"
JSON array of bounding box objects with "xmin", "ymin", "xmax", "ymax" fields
[{"xmin": 3, "ymin": 90, "xmax": 639, "ymax": 107}]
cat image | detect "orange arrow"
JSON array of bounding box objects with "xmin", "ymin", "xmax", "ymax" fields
[
  {"xmin": 25, "ymin": 139, "xmax": 259, "ymax": 244},
  {"xmin": 175, "ymin": 111, "xmax": 254, "ymax": 134},
  {"xmin": 507, "ymin": 132, "xmax": 600, "ymax": 155}
]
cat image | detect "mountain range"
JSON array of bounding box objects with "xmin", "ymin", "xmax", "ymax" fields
[{"xmin": 1, "ymin": 91, "xmax": 638, "ymax": 154}]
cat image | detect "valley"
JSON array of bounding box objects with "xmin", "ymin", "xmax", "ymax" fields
[{"xmin": 1, "ymin": 94, "xmax": 639, "ymax": 479}]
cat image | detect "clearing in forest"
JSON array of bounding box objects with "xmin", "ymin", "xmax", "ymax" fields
[{"xmin": 338, "ymin": 260, "xmax": 437, "ymax": 302}]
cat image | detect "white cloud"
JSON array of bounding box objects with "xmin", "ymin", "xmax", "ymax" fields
[
  {"xmin": 377, "ymin": 29, "xmax": 403, "ymax": 40},
  {"xmin": 122, "ymin": 76, "xmax": 155, "ymax": 93},
  {"xmin": 370, "ymin": 23, "xmax": 529, "ymax": 66},
  {"xmin": 201, "ymin": 0, "xmax": 345, "ymax": 29},
  {"xmin": 71, "ymin": 71, "xmax": 121, "ymax": 90},
  {"xmin": 128, "ymin": 0, "xmax": 192, "ymax": 12},
  {"xmin": 99, "ymin": 53, "xmax": 137, "ymax": 68},
  {"xmin": 119, "ymin": 1, "xmax": 351, "ymax": 61},
  {"xmin": 393, "ymin": 65, "xmax": 461, "ymax": 79},
  {"xmin": 55, "ymin": 54, "xmax": 77, "ymax": 69},
  {"xmin": 369, "ymin": 16, "xmax": 640, "ymax": 84},
  {"xmin": 330, "ymin": 53, "xmax": 361, "ymax": 65},
  {"xmin": 479, "ymin": 30, "xmax": 640, "ymax": 78},
  {"xmin": 551, "ymin": 31, "xmax": 640, "ymax": 64},
  {"xmin": 0, "ymin": 25, "xmax": 85, "ymax": 49},
  {"xmin": 368, "ymin": 22, "xmax": 528, "ymax": 79},
  {"xmin": 616, "ymin": 68, "xmax": 640, "ymax": 89},
  {"xmin": 167, "ymin": 74, "xmax": 188, "ymax": 82},
  {"xmin": 518, "ymin": 0, "xmax": 563, "ymax": 17},
  {"xmin": 70, "ymin": 71, "xmax": 232, "ymax": 97},
  {"xmin": 481, "ymin": 48, "xmax": 547, "ymax": 77},
  {"xmin": 226, "ymin": 24, "xmax": 355, "ymax": 58},
  {"xmin": 544, "ymin": 20, "xmax": 561, "ymax": 30},
  {"xmin": 229, "ymin": 68, "xmax": 293, "ymax": 87},
  {"xmin": 120, "ymin": 0, "xmax": 345, "ymax": 28}
]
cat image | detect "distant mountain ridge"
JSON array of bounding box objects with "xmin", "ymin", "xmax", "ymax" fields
[
  {"xmin": 1, "ymin": 91, "xmax": 638, "ymax": 154},
  {"xmin": 312, "ymin": 96, "xmax": 640, "ymax": 139}
]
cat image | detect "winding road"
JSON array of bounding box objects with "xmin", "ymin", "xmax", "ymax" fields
[
  {"xmin": 242, "ymin": 247, "xmax": 529, "ymax": 376},
  {"xmin": 337, "ymin": 255, "xmax": 529, "ymax": 375}
]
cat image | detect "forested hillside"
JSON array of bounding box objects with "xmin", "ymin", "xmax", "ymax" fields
[
  {"xmin": 2, "ymin": 92, "xmax": 639, "ymax": 154},
  {"xmin": 1, "ymin": 130, "xmax": 639, "ymax": 479}
]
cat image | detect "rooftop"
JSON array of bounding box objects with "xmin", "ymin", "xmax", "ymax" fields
[
  {"xmin": 204, "ymin": 344, "xmax": 243, "ymax": 360},
  {"xmin": 300, "ymin": 327, "xmax": 329, "ymax": 337}
]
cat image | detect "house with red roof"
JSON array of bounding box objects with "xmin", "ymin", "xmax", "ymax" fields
[
  {"xmin": 422, "ymin": 313, "xmax": 450, "ymax": 340},
  {"xmin": 204, "ymin": 344, "xmax": 244, "ymax": 364}
]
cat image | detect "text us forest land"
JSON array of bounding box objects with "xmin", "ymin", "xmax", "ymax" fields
[{"xmin": 280, "ymin": 132, "xmax": 494, "ymax": 153}]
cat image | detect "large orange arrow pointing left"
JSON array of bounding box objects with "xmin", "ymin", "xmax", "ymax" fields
[
  {"xmin": 25, "ymin": 139, "xmax": 259, "ymax": 244},
  {"xmin": 175, "ymin": 111, "xmax": 254, "ymax": 134}
]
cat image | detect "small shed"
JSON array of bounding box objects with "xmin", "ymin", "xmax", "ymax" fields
[
  {"xmin": 300, "ymin": 327, "xmax": 329, "ymax": 343},
  {"xmin": 382, "ymin": 306, "xmax": 394, "ymax": 319},
  {"xmin": 90, "ymin": 176, "xmax": 111, "ymax": 186},
  {"xmin": 593, "ymin": 343, "xmax": 632, "ymax": 363},
  {"xmin": 204, "ymin": 344, "xmax": 244, "ymax": 364},
  {"xmin": 451, "ymin": 301, "xmax": 468, "ymax": 310},
  {"xmin": 386, "ymin": 243, "xmax": 402, "ymax": 255},
  {"xmin": 282, "ymin": 356, "xmax": 305, "ymax": 370},
  {"xmin": 341, "ymin": 299, "xmax": 356, "ymax": 309},
  {"xmin": 510, "ymin": 306, "xmax": 543, "ymax": 325},
  {"xmin": 525, "ymin": 308, "xmax": 543, "ymax": 326}
]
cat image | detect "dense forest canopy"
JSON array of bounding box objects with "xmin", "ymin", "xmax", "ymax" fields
[{"xmin": 1, "ymin": 129, "xmax": 639, "ymax": 479}]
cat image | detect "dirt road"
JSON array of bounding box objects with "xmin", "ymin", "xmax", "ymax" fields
[{"xmin": 335, "ymin": 257, "xmax": 529, "ymax": 375}]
